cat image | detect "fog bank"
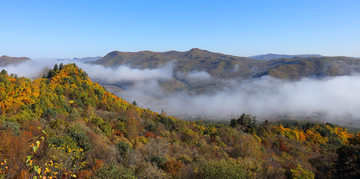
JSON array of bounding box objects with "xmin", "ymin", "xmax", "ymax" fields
[
  {"xmin": 2, "ymin": 59, "xmax": 360, "ymax": 123},
  {"xmin": 120, "ymin": 75, "xmax": 360, "ymax": 121},
  {"xmin": 0, "ymin": 59, "xmax": 174, "ymax": 82}
]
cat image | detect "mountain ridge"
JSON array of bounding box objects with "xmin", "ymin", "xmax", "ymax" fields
[
  {"xmin": 93, "ymin": 48, "xmax": 254, "ymax": 68},
  {"xmin": 249, "ymin": 53, "xmax": 323, "ymax": 60},
  {"xmin": 93, "ymin": 49, "xmax": 360, "ymax": 80},
  {"xmin": 0, "ymin": 55, "xmax": 31, "ymax": 66}
]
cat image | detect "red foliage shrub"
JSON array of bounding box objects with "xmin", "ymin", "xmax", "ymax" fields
[
  {"xmin": 92, "ymin": 159, "xmax": 104, "ymax": 171},
  {"xmin": 279, "ymin": 141, "xmax": 290, "ymax": 153},
  {"xmin": 144, "ymin": 131, "xmax": 156, "ymax": 138},
  {"xmin": 115, "ymin": 131, "xmax": 123, "ymax": 137},
  {"xmin": 161, "ymin": 161, "xmax": 184, "ymax": 176},
  {"xmin": 77, "ymin": 169, "xmax": 93, "ymax": 178},
  {"xmin": 20, "ymin": 120, "xmax": 43, "ymax": 136}
]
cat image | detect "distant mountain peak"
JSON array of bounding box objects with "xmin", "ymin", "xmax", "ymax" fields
[
  {"xmin": 249, "ymin": 53, "xmax": 323, "ymax": 60},
  {"xmin": 0, "ymin": 55, "xmax": 31, "ymax": 66},
  {"xmin": 186, "ymin": 48, "xmax": 214, "ymax": 57},
  {"xmin": 189, "ymin": 48, "xmax": 203, "ymax": 52},
  {"xmin": 108, "ymin": 51, "xmax": 122, "ymax": 57},
  {"xmin": 187, "ymin": 48, "xmax": 209, "ymax": 53}
]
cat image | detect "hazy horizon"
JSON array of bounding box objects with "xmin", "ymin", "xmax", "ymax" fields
[{"xmin": 0, "ymin": 48, "xmax": 357, "ymax": 60}]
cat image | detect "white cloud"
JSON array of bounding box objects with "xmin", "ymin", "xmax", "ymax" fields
[
  {"xmin": 0, "ymin": 59, "xmax": 174, "ymax": 83},
  {"xmin": 123, "ymin": 75, "xmax": 360, "ymax": 122},
  {"xmin": 3, "ymin": 59, "xmax": 360, "ymax": 124},
  {"xmin": 176, "ymin": 70, "xmax": 212, "ymax": 81},
  {"xmin": 80, "ymin": 62, "xmax": 174, "ymax": 83}
]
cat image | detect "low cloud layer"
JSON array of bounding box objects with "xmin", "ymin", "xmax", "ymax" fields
[
  {"xmin": 186, "ymin": 71, "xmax": 212, "ymax": 80},
  {"xmin": 167, "ymin": 76, "xmax": 360, "ymax": 119},
  {"xmin": 1, "ymin": 59, "xmax": 56, "ymax": 78},
  {"xmin": 175, "ymin": 71, "xmax": 212, "ymax": 81},
  {"xmin": 0, "ymin": 59, "xmax": 174, "ymax": 83},
  {"xmin": 80, "ymin": 62, "xmax": 174, "ymax": 83},
  {"xmin": 2, "ymin": 59, "xmax": 360, "ymax": 124},
  {"xmin": 120, "ymin": 75, "xmax": 360, "ymax": 123}
]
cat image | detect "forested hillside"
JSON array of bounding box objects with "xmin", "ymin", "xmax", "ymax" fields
[
  {"xmin": 91, "ymin": 49, "xmax": 360, "ymax": 95},
  {"xmin": 1, "ymin": 64, "xmax": 359, "ymax": 178},
  {"xmin": 94, "ymin": 49, "xmax": 360, "ymax": 80}
]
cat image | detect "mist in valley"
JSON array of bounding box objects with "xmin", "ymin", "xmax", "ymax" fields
[{"xmin": 2, "ymin": 59, "xmax": 360, "ymax": 125}]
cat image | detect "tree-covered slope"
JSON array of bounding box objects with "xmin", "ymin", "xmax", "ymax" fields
[
  {"xmin": 93, "ymin": 48, "xmax": 258, "ymax": 79},
  {"xmin": 261, "ymin": 56, "xmax": 360, "ymax": 80},
  {"xmin": 0, "ymin": 64, "xmax": 360, "ymax": 178},
  {"xmin": 94, "ymin": 49, "xmax": 360, "ymax": 80},
  {"xmin": 92, "ymin": 49, "xmax": 360, "ymax": 94}
]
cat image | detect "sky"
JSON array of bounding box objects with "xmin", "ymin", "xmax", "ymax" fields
[{"xmin": 0, "ymin": 0, "xmax": 359, "ymax": 58}]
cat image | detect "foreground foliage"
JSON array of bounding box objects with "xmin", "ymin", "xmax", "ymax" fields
[{"xmin": 0, "ymin": 64, "xmax": 359, "ymax": 178}]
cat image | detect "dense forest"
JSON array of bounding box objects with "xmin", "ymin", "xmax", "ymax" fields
[{"xmin": 1, "ymin": 64, "xmax": 360, "ymax": 178}]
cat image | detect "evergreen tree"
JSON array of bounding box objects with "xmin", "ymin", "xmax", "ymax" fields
[
  {"xmin": 0, "ymin": 69, "xmax": 7, "ymax": 75},
  {"xmin": 59, "ymin": 63, "xmax": 64, "ymax": 70},
  {"xmin": 47, "ymin": 69, "xmax": 56, "ymax": 78},
  {"xmin": 53, "ymin": 64, "xmax": 59, "ymax": 72}
]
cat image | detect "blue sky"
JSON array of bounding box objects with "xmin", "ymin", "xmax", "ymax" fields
[{"xmin": 0, "ymin": 0, "xmax": 359, "ymax": 58}]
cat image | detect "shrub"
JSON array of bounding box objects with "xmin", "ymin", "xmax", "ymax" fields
[
  {"xmin": 200, "ymin": 160, "xmax": 246, "ymax": 179},
  {"xmin": 118, "ymin": 117, "xmax": 127, "ymax": 122},
  {"xmin": 159, "ymin": 116, "xmax": 175, "ymax": 131},
  {"xmin": 115, "ymin": 121, "xmax": 127, "ymax": 135},
  {"xmin": 117, "ymin": 141, "xmax": 130, "ymax": 156},
  {"xmin": 47, "ymin": 135, "xmax": 78, "ymax": 149},
  {"xmin": 1, "ymin": 121, "xmax": 20, "ymax": 135},
  {"xmin": 287, "ymin": 164, "xmax": 315, "ymax": 179},
  {"xmin": 144, "ymin": 131, "xmax": 156, "ymax": 138},
  {"xmin": 161, "ymin": 161, "xmax": 184, "ymax": 177},
  {"xmin": 67, "ymin": 124, "xmax": 91, "ymax": 151},
  {"xmin": 150, "ymin": 155, "xmax": 166, "ymax": 168},
  {"xmin": 41, "ymin": 108, "xmax": 57, "ymax": 119},
  {"xmin": 147, "ymin": 123, "xmax": 158, "ymax": 132},
  {"xmin": 92, "ymin": 117, "xmax": 112, "ymax": 136},
  {"xmin": 230, "ymin": 119, "xmax": 237, "ymax": 127},
  {"xmin": 96, "ymin": 164, "xmax": 135, "ymax": 178},
  {"xmin": 50, "ymin": 119, "xmax": 68, "ymax": 130}
]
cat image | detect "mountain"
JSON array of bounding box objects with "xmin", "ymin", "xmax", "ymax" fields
[
  {"xmin": 249, "ymin": 53, "xmax": 323, "ymax": 60},
  {"xmin": 258, "ymin": 56, "xmax": 360, "ymax": 79},
  {"xmin": 92, "ymin": 49, "xmax": 360, "ymax": 94},
  {"xmin": 0, "ymin": 55, "xmax": 31, "ymax": 66},
  {"xmin": 93, "ymin": 49, "xmax": 359, "ymax": 80},
  {"xmin": 0, "ymin": 64, "xmax": 359, "ymax": 178},
  {"xmin": 93, "ymin": 48, "xmax": 263, "ymax": 93},
  {"xmin": 93, "ymin": 48, "xmax": 254, "ymax": 74}
]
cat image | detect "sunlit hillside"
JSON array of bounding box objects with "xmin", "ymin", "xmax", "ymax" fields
[{"xmin": 1, "ymin": 64, "xmax": 360, "ymax": 178}]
